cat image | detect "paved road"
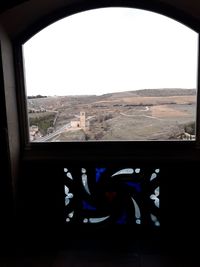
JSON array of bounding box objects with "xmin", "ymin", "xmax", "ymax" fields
[{"xmin": 33, "ymin": 123, "xmax": 71, "ymax": 142}]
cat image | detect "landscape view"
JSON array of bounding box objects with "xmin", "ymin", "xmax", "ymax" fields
[
  {"xmin": 23, "ymin": 8, "xmax": 198, "ymax": 143},
  {"xmin": 28, "ymin": 88, "xmax": 196, "ymax": 142}
]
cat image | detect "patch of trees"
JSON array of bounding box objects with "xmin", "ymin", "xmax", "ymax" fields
[
  {"xmin": 124, "ymin": 103, "xmax": 153, "ymax": 107},
  {"xmin": 28, "ymin": 95, "xmax": 47, "ymax": 99},
  {"xmin": 97, "ymin": 113, "xmax": 113, "ymax": 123},
  {"xmin": 29, "ymin": 113, "xmax": 55, "ymax": 135},
  {"xmin": 113, "ymin": 104, "xmax": 123, "ymax": 107},
  {"xmin": 92, "ymin": 105, "xmax": 108, "ymax": 108},
  {"xmin": 183, "ymin": 121, "xmax": 195, "ymax": 135},
  {"xmin": 28, "ymin": 107, "xmax": 46, "ymax": 113}
]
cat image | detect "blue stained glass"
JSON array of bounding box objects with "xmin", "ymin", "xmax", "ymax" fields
[
  {"xmin": 64, "ymin": 166, "xmax": 160, "ymax": 227},
  {"xmin": 82, "ymin": 200, "xmax": 96, "ymax": 210},
  {"xmin": 96, "ymin": 168, "xmax": 106, "ymax": 182},
  {"xmin": 126, "ymin": 182, "xmax": 141, "ymax": 192},
  {"xmin": 116, "ymin": 212, "xmax": 127, "ymax": 224}
]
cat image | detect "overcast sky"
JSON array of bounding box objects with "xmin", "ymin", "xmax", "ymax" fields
[{"xmin": 23, "ymin": 7, "xmax": 198, "ymax": 96}]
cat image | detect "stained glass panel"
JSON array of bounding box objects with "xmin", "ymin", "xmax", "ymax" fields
[{"xmin": 64, "ymin": 167, "xmax": 160, "ymax": 227}]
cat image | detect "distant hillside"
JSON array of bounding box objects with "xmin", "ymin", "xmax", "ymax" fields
[
  {"xmin": 133, "ymin": 88, "xmax": 196, "ymax": 97},
  {"xmin": 101, "ymin": 88, "xmax": 196, "ymax": 98}
]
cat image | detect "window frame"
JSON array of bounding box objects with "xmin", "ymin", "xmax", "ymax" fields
[{"xmin": 13, "ymin": 0, "xmax": 200, "ymax": 159}]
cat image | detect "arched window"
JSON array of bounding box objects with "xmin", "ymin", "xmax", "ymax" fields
[
  {"xmin": 22, "ymin": 7, "xmax": 198, "ymax": 143},
  {"xmin": 1, "ymin": 0, "xmax": 200, "ymax": 258},
  {"xmin": 4, "ymin": 1, "xmax": 198, "ymax": 252}
]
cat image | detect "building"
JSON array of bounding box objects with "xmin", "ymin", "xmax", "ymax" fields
[{"xmin": 70, "ymin": 111, "xmax": 89, "ymax": 130}]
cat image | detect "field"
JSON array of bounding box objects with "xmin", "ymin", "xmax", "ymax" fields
[{"xmin": 27, "ymin": 89, "xmax": 196, "ymax": 141}]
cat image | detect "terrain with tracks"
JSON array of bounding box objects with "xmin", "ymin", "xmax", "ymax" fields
[{"xmin": 27, "ymin": 89, "xmax": 196, "ymax": 141}]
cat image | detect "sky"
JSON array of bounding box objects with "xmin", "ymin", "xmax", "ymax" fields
[{"xmin": 23, "ymin": 7, "xmax": 199, "ymax": 96}]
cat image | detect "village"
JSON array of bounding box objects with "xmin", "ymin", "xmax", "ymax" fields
[{"xmin": 29, "ymin": 111, "xmax": 92, "ymax": 141}]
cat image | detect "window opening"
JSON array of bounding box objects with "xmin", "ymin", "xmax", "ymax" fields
[{"xmin": 22, "ymin": 8, "xmax": 198, "ymax": 142}]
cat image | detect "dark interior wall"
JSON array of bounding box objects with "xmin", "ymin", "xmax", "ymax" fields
[
  {"xmin": 0, "ymin": 0, "xmax": 200, "ymax": 39},
  {"xmin": 0, "ymin": 0, "xmax": 200, "ymax": 255},
  {"xmin": 159, "ymin": 0, "xmax": 200, "ymax": 19},
  {"xmin": 0, "ymin": 27, "xmax": 20, "ymax": 253},
  {"xmin": 0, "ymin": 26, "xmax": 20, "ymax": 190},
  {"xmin": 0, "ymin": 32, "xmax": 14, "ymax": 254},
  {"xmin": 14, "ymin": 154, "xmax": 200, "ymax": 256}
]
